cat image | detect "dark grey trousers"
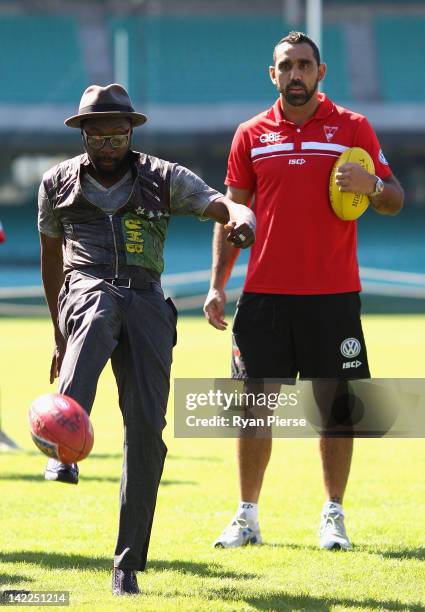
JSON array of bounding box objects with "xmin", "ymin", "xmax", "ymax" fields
[{"xmin": 58, "ymin": 271, "xmax": 176, "ymax": 570}]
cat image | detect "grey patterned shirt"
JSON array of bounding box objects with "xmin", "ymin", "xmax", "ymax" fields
[{"xmin": 38, "ymin": 163, "xmax": 222, "ymax": 237}]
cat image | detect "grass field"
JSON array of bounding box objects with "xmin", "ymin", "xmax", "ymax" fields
[{"xmin": 0, "ymin": 315, "xmax": 424, "ymax": 611}]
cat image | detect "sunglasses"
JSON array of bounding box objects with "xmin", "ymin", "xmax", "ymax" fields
[{"xmin": 83, "ymin": 130, "xmax": 130, "ymax": 150}]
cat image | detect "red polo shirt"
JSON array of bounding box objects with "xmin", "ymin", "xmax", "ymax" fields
[{"xmin": 226, "ymin": 93, "xmax": 392, "ymax": 294}]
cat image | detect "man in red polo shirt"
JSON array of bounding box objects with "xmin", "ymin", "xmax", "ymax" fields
[{"xmin": 204, "ymin": 31, "xmax": 404, "ymax": 550}]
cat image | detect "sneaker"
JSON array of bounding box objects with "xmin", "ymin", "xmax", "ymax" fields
[
  {"xmin": 213, "ymin": 512, "xmax": 262, "ymax": 548},
  {"xmin": 319, "ymin": 502, "xmax": 351, "ymax": 550},
  {"xmin": 44, "ymin": 459, "xmax": 79, "ymax": 485},
  {"xmin": 112, "ymin": 568, "xmax": 140, "ymax": 596}
]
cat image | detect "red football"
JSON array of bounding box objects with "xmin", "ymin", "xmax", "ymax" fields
[{"xmin": 29, "ymin": 393, "xmax": 94, "ymax": 463}]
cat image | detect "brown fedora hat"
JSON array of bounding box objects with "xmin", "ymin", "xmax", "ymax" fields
[{"xmin": 65, "ymin": 83, "xmax": 147, "ymax": 128}]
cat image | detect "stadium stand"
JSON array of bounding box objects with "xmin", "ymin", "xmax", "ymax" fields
[
  {"xmin": 321, "ymin": 25, "xmax": 349, "ymax": 101},
  {"xmin": 108, "ymin": 16, "xmax": 287, "ymax": 104},
  {"xmin": 0, "ymin": 10, "xmax": 423, "ymax": 133},
  {"xmin": 109, "ymin": 17, "xmax": 349, "ymax": 104},
  {"xmin": 374, "ymin": 16, "xmax": 425, "ymax": 102},
  {"xmin": 0, "ymin": 15, "xmax": 87, "ymax": 103},
  {"xmin": 0, "ymin": 5, "xmax": 423, "ymax": 107}
]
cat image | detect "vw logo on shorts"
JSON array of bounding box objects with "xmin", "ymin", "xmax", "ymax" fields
[{"xmin": 340, "ymin": 337, "xmax": 361, "ymax": 358}]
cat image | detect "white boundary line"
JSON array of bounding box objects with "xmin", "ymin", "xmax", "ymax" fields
[
  {"xmin": 0, "ymin": 286, "xmax": 45, "ymax": 298},
  {"xmin": 360, "ymin": 267, "xmax": 425, "ymax": 284},
  {"xmin": 361, "ymin": 282, "xmax": 425, "ymax": 299},
  {"xmin": 1, "ymin": 266, "xmax": 425, "ymax": 314}
]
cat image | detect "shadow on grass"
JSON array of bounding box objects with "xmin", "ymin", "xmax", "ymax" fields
[
  {"xmin": 160, "ymin": 479, "xmax": 198, "ymax": 486},
  {"xmin": 23, "ymin": 451, "xmax": 222, "ymax": 462},
  {"xmin": 1, "ymin": 554, "xmax": 422, "ymax": 610},
  {"xmin": 265, "ymin": 542, "xmax": 314, "ymax": 549},
  {"xmin": 147, "ymin": 559, "xmax": 258, "ymax": 580},
  {"xmin": 0, "ymin": 551, "xmax": 112, "ymax": 571},
  {"xmin": 85, "ymin": 453, "xmax": 220, "ymax": 462},
  {"xmin": 239, "ymin": 590, "xmax": 425, "ymax": 611},
  {"xmin": 265, "ymin": 542, "xmax": 425, "ymax": 561},
  {"xmin": 0, "ymin": 573, "xmax": 33, "ymax": 586},
  {"xmin": 361, "ymin": 546, "xmax": 425, "ymax": 561},
  {"xmin": 167, "ymin": 455, "xmax": 222, "ymax": 463},
  {"xmin": 263, "ymin": 542, "xmax": 338, "ymax": 552},
  {"xmin": 83, "ymin": 453, "xmax": 122, "ymax": 460},
  {"xmin": 0, "ymin": 474, "xmax": 197, "ymax": 486},
  {"xmin": 0, "ymin": 553, "xmax": 256, "ymax": 580},
  {"xmin": 24, "ymin": 451, "xmax": 123, "ymax": 460},
  {"xmin": 0, "ymin": 473, "xmax": 121, "ymax": 483}
]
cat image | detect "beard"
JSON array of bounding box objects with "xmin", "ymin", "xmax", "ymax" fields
[
  {"xmin": 91, "ymin": 150, "xmax": 130, "ymax": 176},
  {"xmin": 281, "ymin": 77, "xmax": 320, "ymax": 106}
]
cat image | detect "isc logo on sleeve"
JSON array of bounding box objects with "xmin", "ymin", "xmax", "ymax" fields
[{"xmin": 288, "ymin": 158, "xmax": 306, "ymax": 165}]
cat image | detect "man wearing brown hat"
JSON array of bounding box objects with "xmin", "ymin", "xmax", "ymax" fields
[{"xmin": 38, "ymin": 84, "xmax": 255, "ymax": 596}]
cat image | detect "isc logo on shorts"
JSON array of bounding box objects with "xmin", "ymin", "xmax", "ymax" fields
[
  {"xmin": 342, "ymin": 360, "xmax": 362, "ymax": 369},
  {"xmin": 259, "ymin": 132, "xmax": 282, "ymax": 143},
  {"xmin": 288, "ymin": 158, "xmax": 306, "ymax": 165}
]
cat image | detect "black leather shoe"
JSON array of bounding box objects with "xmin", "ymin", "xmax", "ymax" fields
[
  {"xmin": 44, "ymin": 459, "xmax": 79, "ymax": 484},
  {"xmin": 112, "ymin": 568, "xmax": 140, "ymax": 596}
]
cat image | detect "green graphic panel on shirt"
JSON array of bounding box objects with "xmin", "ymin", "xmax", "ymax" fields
[{"xmin": 121, "ymin": 212, "xmax": 168, "ymax": 274}]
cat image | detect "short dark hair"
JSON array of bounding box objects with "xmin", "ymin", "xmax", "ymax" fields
[{"xmin": 273, "ymin": 31, "xmax": 321, "ymax": 65}]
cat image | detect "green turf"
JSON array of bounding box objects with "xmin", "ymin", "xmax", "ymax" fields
[{"xmin": 0, "ymin": 316, "xmax": 424, "ymax": 611}]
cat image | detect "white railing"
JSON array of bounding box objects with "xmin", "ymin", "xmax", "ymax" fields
[{"xmin": 0, "ymin": 266, "xmax": 424, "ymax": 315}]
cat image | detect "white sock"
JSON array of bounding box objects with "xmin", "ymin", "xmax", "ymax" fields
[
  {"xmin": 237, "ymin": 501, "xmax": 258, "ymax": 523},
  {"xmin": 323, "ymin": 500, "xmax": 344, "ymax": 514}
]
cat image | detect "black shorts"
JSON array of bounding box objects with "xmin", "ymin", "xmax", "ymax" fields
[{"xmin": 231, "ymin": 292, "xmax": 370, "ymax": 380}]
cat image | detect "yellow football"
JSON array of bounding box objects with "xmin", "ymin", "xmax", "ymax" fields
[{"xmin": 329, "ymin": 147, "xmax": 375, "ymax": 221}]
